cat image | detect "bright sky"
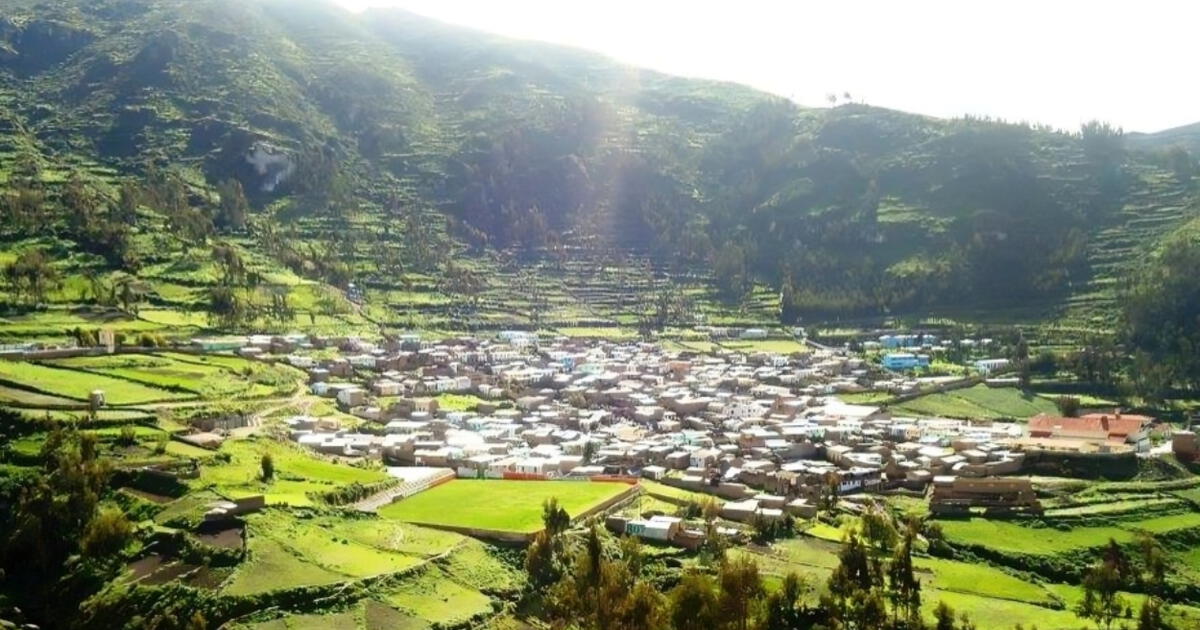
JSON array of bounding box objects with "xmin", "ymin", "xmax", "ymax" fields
[{"xmin": 334, "ymin": 0, "xmax": 1197, "ymax": 133}]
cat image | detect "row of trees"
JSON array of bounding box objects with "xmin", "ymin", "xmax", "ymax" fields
[{"xmin": 524, "ymin": 497, "xmax": 981, "ymax": 630}]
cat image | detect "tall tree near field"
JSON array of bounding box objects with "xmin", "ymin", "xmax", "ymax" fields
[
  {"xmin": 5, "ymin": 249, "xmax": 60, "ymax": 306},
  {"xmin": 260, "ymin": 453, "xmax": 274, "ymax": 481},
  {"xmin": 716, "ymin": 554, "xmax": 764, "ymax": 630},
  {"xmin": 888, "ymin": 531, "xmax": 922, "ymax": 627},
  {"xmin": 216, "ymin": 178, "xmax": 250, "ymax": 231},
  {"xmin": 668, "ymin": 570, "xmax": 719, "ymax": 630},
  {"xmin": 1077, "ymin": 540, "xmax": 1128, "ymax": 630}
]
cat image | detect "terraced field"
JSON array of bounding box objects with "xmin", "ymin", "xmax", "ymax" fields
[
  {"xmin": 0, "ymin": 359, "xmax": 192, "ymax": 404},
  {"xmin": 738, "ymin": 535, "xmax": 1091, "ymax": 629},
  {"xmin": 46, "ymin": 352, "xmax": 295, "ymax": 399},
  {"xmin": 938, "ymin": 512, "xmax": 1200, "ymax": 555},
  {"xmin": 194, "ymin": 439, "xmax": 389, "ymax": 507},
  {"xmin": 891, "ymin": 384, "xmax": 1058, "ymax": 420},
  {"xmin": 224, "ymin": 512, "xmax": 519, "ymax": 628}
]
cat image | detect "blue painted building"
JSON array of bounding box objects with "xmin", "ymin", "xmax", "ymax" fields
[{"xmin": 881, "ymin": 353, "xmax": 930, "ymax": 370}]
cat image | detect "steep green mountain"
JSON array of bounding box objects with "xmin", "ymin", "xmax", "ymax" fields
[{"xmin": 0, "ymin": 0, "xmax": 1197, "ymax": 336}]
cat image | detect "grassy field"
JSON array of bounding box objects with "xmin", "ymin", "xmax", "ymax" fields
[
  {"xmin": 378, "ymin": 479, "xmax": 632, "ymax": 533},
  {"xmin": 46, "ymin": 353, "xmax": 285, "ymax": 398},
  {"xmin": 720, "ymin": 338, "xmax": 808, "ymax": 354},
  {"xmin": 0, "ymin": 383, "xmax": 84, "ymax": 407},
  {"xmin": 938, "ymin": 512, "xmax": 1200, "ymax": 555},
  {"xmin": 380, "ymin": 568, "xmax": 494, "ymax": 626},
  {"xmin": 922, "ymin": 590, "xmax": 1082, "ymax": 629},
  {"xmin": 836, "ymin": 391, "xmax": 896, "ymax": 404},
  {"xmin": 434, "ymin": 393, "xmax": 487, "ymax": 412},
  {"xmin": 225, "ymin": 514, "xmax": 515, "ymax": 626},
  {"xmin": 194, "ymin": 439, "xmax": 388, "ymax": 507},
  {"xmin": 740, "ymin": 536, "xmax": 1085, "ymax": 629},
  {"xmin": 891, "ymin": 385, "xmax": 1058, "ymax": 420},
  {"xmin": 221, "ymin": 537, "xmax": 347, "ymax": 596},
  {"xmin": 640, "ymin": 479, "xmax": 719, "ymax": 505},
  {"xmin": 0, "ymin": 359, "xmax": 191, "ymax": 404}
]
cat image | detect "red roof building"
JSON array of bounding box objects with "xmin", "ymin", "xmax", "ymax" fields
[{"xmin": 1026, "ymin": 411, "xmax": 1153, "ymax": 450}]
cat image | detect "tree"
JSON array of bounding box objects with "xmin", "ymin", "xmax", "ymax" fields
[
  {"xmin": 524, "ymin": 529, "xmax": 560, "ymax": 589},
  {"xmin": 542, "ymin": 497, "xmax": 571, "ymax": 537},
  {"xmin": 1166, "ymin": 146, "xmax": 1194, "ymax": 184},
  {"xmin": 216, "ymin": 178, "xmax": 250, "ymax": 231},
  {"xmin": 819, "ymin": 474, "xmax": 840, "ymax": 513},
  {"xmin": 208, "ymin": 285, "xmax": 249, "ymax": 330},
  {"xmin": 1055, "ymin": 395, "xmax": 1081, "ymax": 417},
  {"xmin": 860, "ymin": 503, "xmax": 898, "ymax": 551},
  {"xmin": 212, "ymin": 244, "xmax": 246, "ymax": 286},
  {"xmin": 1077, "ymin": 541, "xmax": 1128, "ymax": 630},
  {"xmin": 713, "ymin": 243, "xmax": 749, "ymax": 302},
  {"xmin": 888, "ymin": 532, "xmax": 922, "ymax": 627},
  {"xmin": 81, "ymin": 507, "xmax": 133, "ymax": 558},
  {"xmin": 762, "ymin": 572, "xmax": 812, "ymax": 630},
  {"xmin": 934, "ymin": 601, "xmax": 957, "ymax": 630},
  {"xmin": 5, "ymin": 249, "xmax": 60, "ymax": 306},
  {"xmin": 1136, "ymin": 596, "xmax": 1165, "ymax": 630},
  {"xmin": 260, "ymin": 453, "xmax": 274, "ymax": 481},
  {"xmin": 716, "ymin": 554, "xmax": 763, "ymax": 630},
  {"xmin": 116, "ymin": 181, "xmax": 141, "ymax": 224},
  {"xmin": 668, "ymin": 570, "xmax": 719, "ymax": 630},
  {"xmin": 823, "ymin": 532, "xmax": 887, "ymax": 629}
]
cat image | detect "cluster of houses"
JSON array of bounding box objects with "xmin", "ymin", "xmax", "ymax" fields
[
  {"xmin": 857, "ymin": 333, "xmax": 1010, "ymax": 376},
  {"xmin": 182, "ymin": 330, "xmax": 1178, "ymax": 545}
]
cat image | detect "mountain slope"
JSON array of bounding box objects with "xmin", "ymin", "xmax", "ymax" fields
[{"xmin": 0, "ymin": 0, "xmax": 1197, "ymax": 337}]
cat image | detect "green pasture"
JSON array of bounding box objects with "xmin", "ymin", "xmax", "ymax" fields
[
  {"xmin": 891, "ymin": 385, "xmax": 1058, "ymax": 420},
  {"xmin": 194, "ymin": 439, "xmax": 388, "ymax": 507},
  {"xmin": 0, "ymin": 359, "xmax": 191, "ymax": 404},
  {"xmin": 378, "ymin": 479, "xmax": 632, "ymax": 533}
]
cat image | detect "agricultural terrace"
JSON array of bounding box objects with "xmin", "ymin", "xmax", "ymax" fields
[
  {"xmin": 937, "ymin": 512, "xmax": 1200, "ymax": 555},
  {"xmin": 194, "ymin": 438, "xmax": 388, "ymax": 507},
  {"xmin": 0, "ymin": 359, "xmax": 193, "ymax": 405},
  {"xmin": 734, "ymin": 534, "xmax": 1090, "ymax": 629},
  {"xmin": 378, "ymin": 479, "xmax": 633, "ymax": 533},
  {"xmin": 44, "ymin": 352, "xmax": 300, "ymax": 399},
  {"xmin": 890, "ymin": 384, "xmax": 1059, "ymax": 420}
]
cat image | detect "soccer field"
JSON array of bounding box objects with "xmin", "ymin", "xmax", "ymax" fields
[{"xmin": 378, "ymin": 479, "xmax": 633, "ymax": 533}]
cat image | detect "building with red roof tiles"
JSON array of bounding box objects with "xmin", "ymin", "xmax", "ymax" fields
[{"xmin": 1025, "ymin": 410, "xmax": 1153, "ymax": 452}]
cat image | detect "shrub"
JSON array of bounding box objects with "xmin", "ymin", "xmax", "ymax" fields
[
  {"xmin": 260, "ymin": 453, "xmax": 274, "ymax": 481},
  {"xmin": 82, "ymin": 508, "xmax": 134, "ymax": 558},
  {"xmin": 1056, "ymin": 396, "xmax": 1081, "ymax": 417},
  {"xmin": 116, "ymin": 424, "xmax": 138, "ymax": 446}
]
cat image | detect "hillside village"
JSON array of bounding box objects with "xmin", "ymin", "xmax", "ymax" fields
[{"xmin": 162, "ymin": 330, "xmax": 1198, "ymax": 547}]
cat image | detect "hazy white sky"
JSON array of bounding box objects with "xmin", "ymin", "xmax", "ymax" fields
[{"xmin": 334, "ymin": 0, "xmax": 1197, "ymax": 133}]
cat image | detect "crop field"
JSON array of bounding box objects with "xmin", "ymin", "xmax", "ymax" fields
[
  {"xmin": 0, "ymin": 383, "xmax": 84, "ymax": 407},
  {"xmin": 194, "ymin": 439, "xmax": 388, "ymax": 506},
  {"xmin": 433, "ymin": 393, "xmax": 487, "ymax": 412},
  {"xmin": 742, "ymin": 536, "xmax": 1087, "ymax": 629},
  {"xmin": 640, "ymin": 479, "xmax": 719, "ymax": 504},
  {"xmin": 378, "ymin": 479, "xmax": 632, "ymax": 533},
  {"xmin": 915, "ymin": 557, "xmax": 1056, "ymax": 606},
  {"xmin": 222, "ymin": 538, "xmax": 347, "ymax": 596},
  {"xmin": 922, "ymin": 590, "xmax": 1083, "ymax": 629},
  {"xmin": 0, "ymin": 359, "xmax": 192, "ymax": 404},
  {"xmin": 223, "ymin": 512, "xmax": 430, "ymax": 596},
  {"xmin": 224, "ymin": 513, "xmax": 517, "ymax": 627},
  {"xmin": 938, "ymin": 511, "xmax": 1200, "ymax": 555},
  {"xmin": 45, "ymin": 352, "xmax": 296, "ymax": 399},
  {"xmin": 719, "ymin": 338, "xmax": 808, "ymax": 354},
  {"xmin": 379, "ymin": 567, "xmax": 494, "ymax": 626},
  {"xmin": 891, "ymin": 384, "xmax": 1058, "ymax": 420},
  {"xmin": 1042, "ymin": 497, "xmax": 1184, "ymax": 518}
]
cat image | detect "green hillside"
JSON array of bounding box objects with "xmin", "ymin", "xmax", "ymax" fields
[{"xmin": 0, "ymin": 0, "xmax": 1197, "ymax": 341}]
